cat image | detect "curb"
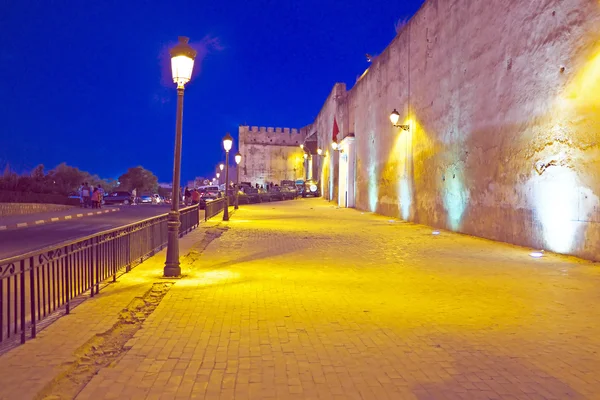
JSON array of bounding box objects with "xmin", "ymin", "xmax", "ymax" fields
[{"xmin": 0, "ymin": 208, "xmax": 121, "ymax": 231}]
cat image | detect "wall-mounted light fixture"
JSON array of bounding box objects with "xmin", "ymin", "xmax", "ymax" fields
[
  {"xmin": 317, "ymin": 148, "xmax": 323, "ymax": 156},
  {"xmin": 300, "ymin": 144, "xmax": 304, "ymax": 149},
  {"xmin": 390, "ymin": 109, "xmax": 410, "ymax": 131},
  {"xmin": 303, "ymin": 153, "xmax": 308, "ymax": 160},
  {"xmin": 331, "ymin": 142, "xmax": 338, "ymax": 150}
]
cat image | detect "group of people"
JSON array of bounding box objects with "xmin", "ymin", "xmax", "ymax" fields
[
  {"xmin": 79, "ymin": 182, "xmax": 105, "ymax": 209},
  {"xmin": 183, "ymin": 187, "xmax": 201, "ymax": 205}
]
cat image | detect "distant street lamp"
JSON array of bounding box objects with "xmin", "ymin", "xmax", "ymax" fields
[
  {"xmin": 234, "ymin": 152, "xmax": 242, "ymax": 210},
  {"xmin": 331, "ymin": 142, "xmax": 338, "ymax": 150},
  {"xmin": 222, "ymin": 133, "xmax": 233, "ymax": 221},
  {"xmin": 317, "ymin": 148, "xmax": 323, "ymax": 156},
  {"xmin": 216, "ymin": 172, "xmax": 220, "ymax": 179},
  {"xmin": 219, "ymin": 163, "xmax": 224, "ymax": 172},
  {"xmin": 164, "ymin": 36, "xmax": 197, "ymax": 278},
  {"xmin": 303, "ymin": 153, "xmax": 309, "ymax": 180}
]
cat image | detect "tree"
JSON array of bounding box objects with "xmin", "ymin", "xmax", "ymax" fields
[
  {"xmin": 118, "ymin": 166, "xmax": 159, "ymax": 193},
  {"xmin": 48, "ymin": 163, "xmax": 88, "ymax": 194}
]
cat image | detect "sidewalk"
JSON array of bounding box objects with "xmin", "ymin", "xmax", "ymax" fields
[
  {"xmin": 0, "ymin": 206, "xmax": 120, "ymax": 230},
  {"xmin": 1, "ymin": 199, "xmax": 600, "ymax": 399}
]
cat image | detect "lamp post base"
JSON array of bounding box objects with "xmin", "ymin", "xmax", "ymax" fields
[{"xmin": 164, "ymin": 210, "xmax": 181, "ymax": 277}]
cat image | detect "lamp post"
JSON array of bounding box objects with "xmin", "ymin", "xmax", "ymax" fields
[
  {"xmin": 219, "ymin": 163, "xmax": 224, "ymax": 172},
  {"xmin": 234, "ymin": 152, "xmax": 242, "ymax": 210},
  {"xmin": 164, "ymin": 36, "xmax": 197, "ymax": 278},
  {"xmin": 222, "ymin": 133, "xmax": 233, "ymax": 221},
  {"xmin": 303, "ymin": 153, "xmax": 309, "ymax": 180}
]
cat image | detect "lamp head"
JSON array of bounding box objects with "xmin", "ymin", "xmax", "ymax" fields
[
  {"xmin": 223, "ymin": 132, "xmax": 233, "ymax": 152},
  {"xmin": 235, "ymin": 152, "xmax": 242, "ymax": 165},
  {"xmin": 170, "ymin": 37, "xmax": 197, "ymax": 88},
  {"xmin": 390, "ymin": 109, "xmax": 400, "ymax": 126}
]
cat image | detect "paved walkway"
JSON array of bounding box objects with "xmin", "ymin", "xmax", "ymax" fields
[{"xmin": 1, "ymin": 199, "xmax": 600, "ymax": 399}]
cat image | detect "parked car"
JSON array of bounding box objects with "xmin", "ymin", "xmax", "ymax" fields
[
  {"xmin": 302, "ymin": 180, "xmax": 321, "ymax": 198},
  {"xmin": 268, "ymin": 186, "xmax": 286, "ymax": 201},
  {"xmin": 243, "ymin": 187, "xmax": 261, "ymax": 203},
  {"xmin": 152, "ymin": 194, "xmax": 164, "ymax": 204},
  {"xmin": 199, "ymin": 191, "xmax": 222, "ymax": 210},
  {"xmin": 280, "ymin": 186, "xmax": 298, "ymax": 200},
  {"xmin": 139, "ymin": 194, "xmax": 153, "ymax": 204},
  {"xmin": 104, "ymin": 191, "xmax": 134, "ymax": 205},
  {"xmin": 258, "ymin": 188, "xmax": 272, "ymax": 202}
]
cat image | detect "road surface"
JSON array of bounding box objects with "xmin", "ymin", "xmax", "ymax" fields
[{"xmin": 0, "ymin": 205, "xmax": 203, "ymax": 259}]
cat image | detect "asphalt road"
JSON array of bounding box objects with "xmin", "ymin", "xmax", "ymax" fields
[{"xmin": 0, "ymin": 205, "xmax": 203, "ymax": 260}]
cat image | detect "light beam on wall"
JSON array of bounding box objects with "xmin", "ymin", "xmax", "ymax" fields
[{"xmin": 443, "ymin": 167, "xmax": 469, "ymax": 231}]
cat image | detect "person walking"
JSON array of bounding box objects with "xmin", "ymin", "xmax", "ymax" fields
[
  {"xmin": 97, "ymin": 185, "xmax": 104, "ymax": 208},
  {"xmin": 191, "ymin": 188, "xmax": 200, "ymax": 205},
  {"xmin": 131, "ymin": 188, "xmax": 137, "ymax": 205},
  {"xmin": 78, "ymin": 183, "xmax": 85, "ymax": 208},
  {"xmin": 91, "ymin": 188, "xmax": 100, "ymax": 209},
  {"xmin": 82, "ymin": 182, "xmax": 91, "ymax": 208}
]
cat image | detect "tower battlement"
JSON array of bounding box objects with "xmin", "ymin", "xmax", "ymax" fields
[{"xmin": 239, "ymin": 125, "xmax": 307, "ymax": 146}]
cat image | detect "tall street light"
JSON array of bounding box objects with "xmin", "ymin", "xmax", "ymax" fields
[
  {"xmin": 234, "ymin": 152, "xmax": 242, "ymax": 210},
  {"xmin": 222, "ymin": 133, "xmax": 233, "ymax": 221},
  {"xmin": 164, "ymin": 36, "xmax": 197, "ymax": 278}
]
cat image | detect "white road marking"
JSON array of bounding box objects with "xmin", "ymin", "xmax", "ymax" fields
[
  {"xmin": 51, "ymin": 217, "xmax": 59, "ymax": 222},
  {"xmin": 35, "ymin": 220, "xmax": 45, "ymax": 224},
  {"xmin": 0, "ymin": 226, "xmax": 6, "ymax": 230},
  {"xmin": 76, "ymin": 214, "xmax": 83, "ymax": 217},
  {"xmin": 17, "ymin": 223, "xmax": 28, "ymax": 228},
  {"xmin": 65, "ymin": 216, "xmax": 72, "ymax": 220}
]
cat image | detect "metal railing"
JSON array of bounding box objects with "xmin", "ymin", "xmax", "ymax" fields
[
  {"xmin": 0, "ymin": 205, "xmax": 199, "ymax": 348},
  {"xmin": 205, "ymin": 198, "xmax": 228, "ymax": 221}
]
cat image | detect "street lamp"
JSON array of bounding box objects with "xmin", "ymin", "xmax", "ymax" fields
[
  {"xmin": 303, "ymin": 153, "xmax": 309, "ymax": 180},
  {"xmin": 317, "ymin": 148, "xmax": 323, "ymax": 156},
  {"xmin": 234, "ymin": 152, "xmax": 242, "ymax": 210},
  {"xmin": 331, "ymin": 142, "xmax": 338, "ymax": 150},
  {"xmin": 390, "ymin": 109, "xmax": 410, "ymax": 131},
  {"xmin": 223, "ymin": 132, "xmax": 233, "ymax": 221},
  {"xmin": 164, "ymin": 36, "xmax": 197, "ymax": 278},
  {"xmin": 219, "ymin": 163, "xmax": 224, "ymax": 172}
]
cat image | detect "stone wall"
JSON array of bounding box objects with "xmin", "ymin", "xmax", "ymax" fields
[
  {"xmin": 0, "ymin": 203, "xmax": 73, "ymax": 217},
  {"xmin": 308, "ymin": 0, "xmax": 600, "ymax": 260},
  {"xmin": 238, "ymin": 126, "xmax": 308, "ymax": 185}
]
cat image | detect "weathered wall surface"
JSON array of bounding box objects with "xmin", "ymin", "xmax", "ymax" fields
[
  {"xmin": 238, "ymin": 126, "xmax": 307, "ymax": 185},
  {"xmin": 311, "ymin": 0, "xmax": 600, "ymax": 259}
]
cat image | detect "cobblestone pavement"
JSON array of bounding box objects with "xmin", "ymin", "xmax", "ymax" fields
[{"xmin": 3, "ymin": 199, "xmax": 600, "ymax": 399}]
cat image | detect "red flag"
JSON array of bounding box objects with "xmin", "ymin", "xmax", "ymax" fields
[{"xmin": 332, "ymin": 117, "xmax": 339, "ymax": 142}]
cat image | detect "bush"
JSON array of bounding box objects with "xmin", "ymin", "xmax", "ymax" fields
[{"xmin": 0, "ymin": 190, "xmax": 78, "ymax": 206}]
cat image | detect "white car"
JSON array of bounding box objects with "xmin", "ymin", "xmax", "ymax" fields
[{"xmin": 152, "ymin": 194, "xmax": 164, "ymax": 204}]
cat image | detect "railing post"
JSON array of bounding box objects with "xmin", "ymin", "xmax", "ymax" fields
[
  {"xmin": 89, "ymin": 243, "xmax": 94, "ymax": 298},
  {"xmin": 65, "ymin": 246, "xmax": 71, "ymax": 315},
  {"xmin": 29, "ymin": 256, "xmax": 36, "ymax": 339},
  {"xmin": 20, "ymin": 259, "xmax": 25, "ymax": 344}
]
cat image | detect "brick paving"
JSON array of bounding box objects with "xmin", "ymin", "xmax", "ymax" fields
[{"xmin": 2, "ymin": 199, "xmax": 600, "ymax": 399}]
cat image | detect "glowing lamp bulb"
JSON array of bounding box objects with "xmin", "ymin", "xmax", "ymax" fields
[
  {"xmin": 219, "ymin": 163, "xmax": 224, "ymax": 171},
  {"xmin": 331, "ymin": 142, "xmax": 338, "ymax": 150},
  {"xmin": 317, "ymin": 148, "xmax": 323, "ymax": 155},
  {"xmin": 216, "ymin": 173, "xmax": 220, "ymax": 178},
  {"xmin": 390, "ymin": 109, "xmax": 400, "ymax": 126},
  {"xmin": 222, "ymin": 133, "xmax": 233, "ymax": 152},
  {"xmin": 300, "ymin": 144, "xmax": 304, "ymax": 149},
  {"xmin": 303, "ymin": 153, "xmax": 308, "ymax": 160},
  {"xmin": 234, "ymin": 152, "xmax": 242, "ymax": 165},
  {"xmin": 170, "ymin": 37, "xmax": 197, "ymax": 88}
]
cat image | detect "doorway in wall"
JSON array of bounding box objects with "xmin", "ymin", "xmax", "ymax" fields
[{"xmin": 338, "ymin": 136, "xmax": 356, "ymax": 208}]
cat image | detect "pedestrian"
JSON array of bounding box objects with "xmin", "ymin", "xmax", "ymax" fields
[
  {"xmin": 82, "ymin": 182, "xmax": 91, "ymax": 208},
  {"xmin": 131, "ymin": 188, "xmax": 137, "ymax": 205},
  {"xmin": 91, "ymin": 188, "xmax": 100, "ymax": 209},
  {"xmin": 184, "ymin": 187, "xmax": 191, "ymax": 205},
  {"xmin": 191, "ymin": 188, "xmax": 200, "ymax": 205},
  {"xmin": 78, "ymin": 183, "xmax": 85, "ymax": 208},
  {"xmin": 97, "ymin": 185, "xmax": 104, "ymax": 208}
]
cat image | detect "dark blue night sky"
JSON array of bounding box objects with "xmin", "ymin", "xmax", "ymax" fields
[{"xmin": 0, "ymin": 0, "xmax": 424, "ymax": 183}]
